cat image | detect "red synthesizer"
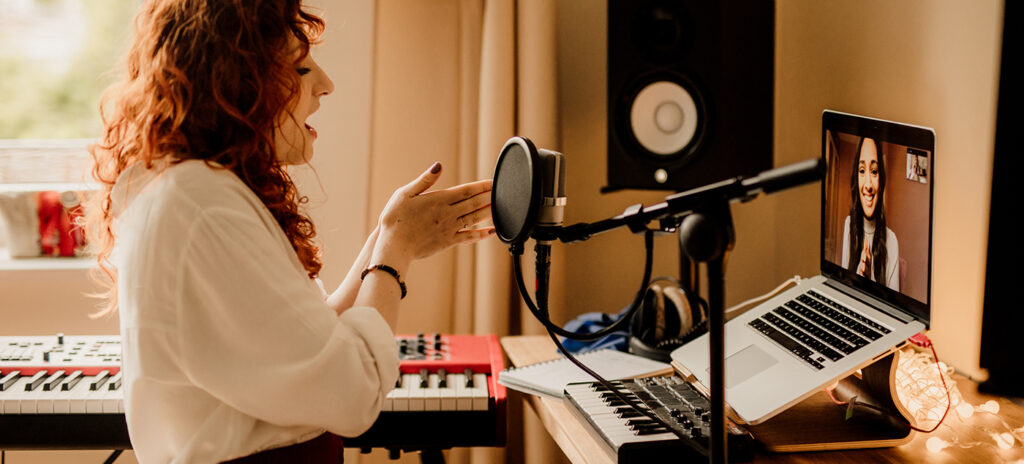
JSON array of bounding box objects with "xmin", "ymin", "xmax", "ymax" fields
[{"xmin": 0, "ymin": 333, "xmax": 507, "ymax": 453}]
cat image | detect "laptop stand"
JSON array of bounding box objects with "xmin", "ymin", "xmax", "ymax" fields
[{"xmin": 743, "ymin": 348, "xmax": 916, "ymax": 451}]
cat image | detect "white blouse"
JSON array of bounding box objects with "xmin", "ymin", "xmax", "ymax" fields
[{"xmin": 111, "ymin": 159, "xmax": 399, "ymax": 464}]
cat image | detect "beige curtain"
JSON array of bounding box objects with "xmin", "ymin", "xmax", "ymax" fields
[{"xmin": 345, "ymin": 0, "xmax": 565, "ymax": 463}]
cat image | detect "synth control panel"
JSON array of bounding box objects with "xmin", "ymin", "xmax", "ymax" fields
[
  {"xmin": 394, "ymin": 333, "xmax": 499, "ymax": 375},
  {"xmin": 0, "ymin": 334, "xmax": 121, "ymax": 376}
]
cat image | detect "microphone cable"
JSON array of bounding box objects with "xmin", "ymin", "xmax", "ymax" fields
[
  {"xmin": 511, "ymin": 230, "xmax": 702, "ymax": 447},
  {"xmin": 510, "ymin": 230, "xmax": 653, "ymax": 341},
  {"xmin": 516, "ymin": 229, "xmax": 700, "ymax": 446}
]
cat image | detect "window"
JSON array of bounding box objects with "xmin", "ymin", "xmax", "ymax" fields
[{"xmin": 0, "ymin": 0, "xmax": 138, "ymax": 263}]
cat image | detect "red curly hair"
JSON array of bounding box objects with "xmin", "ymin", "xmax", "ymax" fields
[{"xmin": 87, "ymin": 0, "xmax": 325, "ymax": 315}]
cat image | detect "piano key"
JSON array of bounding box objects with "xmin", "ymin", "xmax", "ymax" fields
[
  {"xmin": 62, "ymin": 370, "xmax": 84, "ymax": 391},
  {"xmin": 54, "ymin": 374, "xmax": 92, "ymax": 414},
  {"xmin": 440, "ymin": 372, "xmax": 458, "ymax": 411},
  {"xmin": 20, "ymin": 375, "xmax": 50, "ymax": 414},
  {"xmin": 451, "ymin": 373, "xmax": 472, "ymax": 411},
  {"xmin": 90, "ymin": 370, "xmax": 111, "ymax": 391},
  {"xmin": 437, "ymin": 369, "xmax": 448, "ymax": 388},
  {"xmin": 108, "ymin": 372, "xmax": 123, "ymax": 391},
  {"xmin": 471, "ymin": 373, "xmax": 489, "ymax": 411},
  {"xmin": 1, "ymin": 371, "xmax": 20, "ymax": 391},
  {"xmin": 84, "ymin": 378, "xmax": 107, "ymax": 413},
  {"xmin": 2, "ymin": 375, "xmax": 32, "ymax": 414},
  {"xmin": 424, "ymin": 373, "xmax": 442, "ymax": 411},
  {"xmin": 24, "ymin": 371, "xmax": 47, "ymax": 391},
  {"xmin": 408, "ymin": 373, "xmax": 427, "ymax": 411},
  {"xmin": 43, "ymin": 370, "xmax": 67, "ymax": 391},
  {"xmin": 393, "ymin": 374, "xmax": 417, "ymax": 412},
  {"xmin": 102, "ymin": 386, "xmax": 123, "ymax": 414}
]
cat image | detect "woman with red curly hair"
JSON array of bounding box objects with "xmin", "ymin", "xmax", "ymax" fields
[{"xmin": 86, "ymin": 1, "xmax": 493, "ymax": 462}]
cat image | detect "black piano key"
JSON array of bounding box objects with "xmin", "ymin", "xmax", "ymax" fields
[
  {"xmin": 43, "ymin": 370, "xmax": 67, "ymax": 391},
  {"xmin": 24, "ymin": 371, "xmax": 47, "ymax": 391},
  {"xmin": 437, "ymin": 369, "xmax": 447, "ymax": 388},
  {"xmin": 0, "ymin": 371, "xmax": 20, "ymax": 391},
  {"xmin": 616, "ymin": 409, "xmax": 644, "ymax": 419},
  {"xmin": 464, "ymin": 369, "xmax": 473, "ymax": 387},
  {"xmin": 418, "ymin": 369, "xmax": 429, "ymax": 388},
  {"xmin": 62, "ymin": 370, "xmax": 84, "ymax": 391},
  {"xmin": 91, "ymin": 370, "xmax": 111, "ymax": 391},
  {"xmin": 108, "ymin": 372, "xmax": 123, "ymax": 391}
]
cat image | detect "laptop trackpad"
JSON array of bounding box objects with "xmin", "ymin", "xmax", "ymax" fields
[{"xmin": 711, "ymin": 345, "xmax": 778, "ymax": 389}]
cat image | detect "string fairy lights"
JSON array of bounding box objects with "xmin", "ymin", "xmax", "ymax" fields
[{"xmin": 891, "ymin": 346, "xmax": 1024, "ymax": 455}]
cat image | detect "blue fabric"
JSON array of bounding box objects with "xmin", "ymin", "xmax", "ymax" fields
[{"xmin": 557, "ymin": 306, "xmax": 632, "ymax": 354}]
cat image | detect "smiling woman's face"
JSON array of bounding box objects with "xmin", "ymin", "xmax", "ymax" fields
[
  {"xmin": 274, "ymin": 40, "xmax": 335, "ymax": 165},
  {"xmin": 857, "ymin": 138, "xmax": 880, "ymax": 219}
]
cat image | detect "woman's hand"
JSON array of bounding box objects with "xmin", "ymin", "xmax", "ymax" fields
[
  {"xmin": 372, "ymin": 162, "xmax": 493, "ymax": 269},
  {"xmin": 856, "ymin": 242, "xmax": 871, "ymax": 277}
]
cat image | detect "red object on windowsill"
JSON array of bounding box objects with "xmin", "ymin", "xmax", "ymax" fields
[{"xmin": 36, "ymin": 191, "xmax": 86, "ymax": 257}]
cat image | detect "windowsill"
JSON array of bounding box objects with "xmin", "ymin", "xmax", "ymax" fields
[
  {"xmin": 0, "ymin": 182, "xmax": 100, "ymax": 193},
  {"xmin": 0, "ymin": 248, "xmax": 96, "ymax": 271}
]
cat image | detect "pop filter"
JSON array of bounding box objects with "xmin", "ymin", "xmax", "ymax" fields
[{"xmin": 492, "ymin": 136, "xmax": 542, "ymax": 246}]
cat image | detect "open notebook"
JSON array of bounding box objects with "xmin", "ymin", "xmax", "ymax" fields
[{"xmin": 498, "ymin": 349, "xmax": 673, "ymax": 399}]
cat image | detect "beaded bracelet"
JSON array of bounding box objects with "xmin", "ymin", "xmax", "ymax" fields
[{"xmin": 360, "ymin": 264, "xmax": 407, "ymax": 299}]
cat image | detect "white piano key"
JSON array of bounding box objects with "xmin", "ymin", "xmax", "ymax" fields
[
  {"xmin": 53, "ymin": 371, "xmax": 89, "ymax": 413},
  {"xmin": 470, "ymin": 373, "xmax": 489, "ymax": 411},
  {"xmin": 408, "ymin": 373, "xmax": 426, "ymax": 411},
  {"xmin": 20, "ymin": 377, "xmax": 49, "ymax": 414},
  {"xmin": 85, "ymin": 390, "xmax": 107, "ymax": 413},
  {"xmin": 424, "ymin": 373, "xmax": 442, "ymax": 411},
  {"xmin": 451, "ymin": 373, "xmax": 472, "ymax": 411},
  {"xmin": 102, "ymin": 383, "xmax": 123, "ymax": 414},
  {"xmin": 391, "ymin": 374, "xmax": 417, "ymax": 412},
  {"xmin": 440, "ymin": 373, "xmax": 458, "ymax": 411},
  {"xmin": 1, "ymin": 375, "xmax": 30, "ymax": 414}
]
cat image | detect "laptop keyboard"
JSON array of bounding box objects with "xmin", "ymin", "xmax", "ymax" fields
[{"xmin": 747, "ymin": 290, "xmax": 893, "ymax": 370}]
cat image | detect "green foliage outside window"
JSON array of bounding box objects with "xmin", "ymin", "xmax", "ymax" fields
[{"xmin": 0, "ymin": 0, "xmax": 138, "ymax": 139}]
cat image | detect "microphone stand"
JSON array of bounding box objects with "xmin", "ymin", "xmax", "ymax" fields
[
  {"xmin": 508, "ymin": 158, "xmax": 822, "ymax": 464},
  {"xmin": 678, "ymin": 202, "xmax": 735, "ymax": 464}
]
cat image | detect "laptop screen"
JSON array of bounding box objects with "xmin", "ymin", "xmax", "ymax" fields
[{"xmin": 820, "ymin": 110, "xmax": 934, "ymax": 325}]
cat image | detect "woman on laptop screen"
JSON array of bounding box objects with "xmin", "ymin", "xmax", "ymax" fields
[{"xmin": 841, "ymin": 136, "xmax": 900, "ymax": 291}]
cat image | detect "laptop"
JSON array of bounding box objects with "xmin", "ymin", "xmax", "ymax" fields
[{"xmin": 670, "ymin": 110, "xmax": 934, "ymax": 425}]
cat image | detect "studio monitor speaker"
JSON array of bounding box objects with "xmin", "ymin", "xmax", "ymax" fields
[{"xmin": 606, "ymin": 0, "xmax": 775, "ymax": 192}]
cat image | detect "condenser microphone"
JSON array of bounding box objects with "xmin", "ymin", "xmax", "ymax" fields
[{"xmin": 491, "ymin": 136, "xmax": 566, "ymax": 248}]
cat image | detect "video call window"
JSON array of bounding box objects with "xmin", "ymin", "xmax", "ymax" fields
[{"xmin": 823, "ymin": 130, "xmax": 932, "ymax": 305}]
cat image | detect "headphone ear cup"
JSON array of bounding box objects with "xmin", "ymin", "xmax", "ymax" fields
[
  {"xmin": 632, "ymin": 284, "xmax": 664, "ymax": 345},
  {"xmin": 662, "ymin": 285, "xmax": 692, "ymax": 337}
]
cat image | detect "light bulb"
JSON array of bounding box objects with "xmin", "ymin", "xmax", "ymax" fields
[
  {"xmin": 979, "ymin": 400, "xmax": 1001, "ymax": 414},
  {"xmin": 991, "ymin": 431, "xmax": 1014, "ymax": 449},
  {"xmin": 956, "ymin": 402, "xmax": 974, "ymax": 418},
  {"xmin": 926, "ymin": 436, "xmax": 949, "ymax": 453}
]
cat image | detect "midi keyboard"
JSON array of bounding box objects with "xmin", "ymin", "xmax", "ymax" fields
[{"xmin": 563, "ymin": 375, "xmax": 754, "ymax": 463}]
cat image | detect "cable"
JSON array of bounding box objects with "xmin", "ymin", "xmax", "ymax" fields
[
  {"xmin": 724, "ymin": 275, "xmax": 803, "ymax": 320},
  {"xmin": 511, "ymin": 230, "xmax": 654, "ymax": 341},
  {"xmin": 511, "ymin": 230, "xmax": 707, "ymax": 449},
  {"xmin": 544, "ymin": 328, "xmax": 702, "ymax": 448}
]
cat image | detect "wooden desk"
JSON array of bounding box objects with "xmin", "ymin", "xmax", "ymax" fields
[{"xmin": 501, "ymin": 335, "xmax": 1024, "ymax": 463}]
